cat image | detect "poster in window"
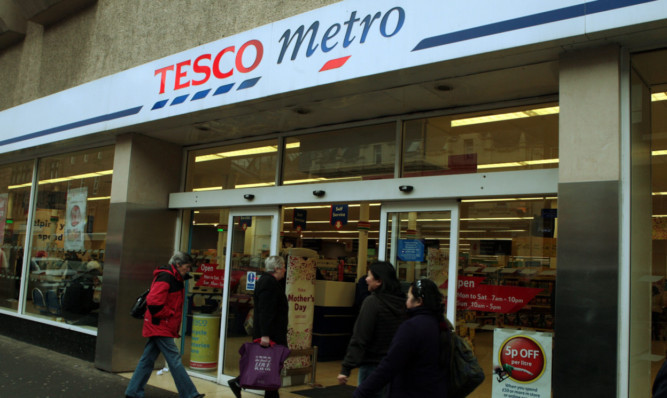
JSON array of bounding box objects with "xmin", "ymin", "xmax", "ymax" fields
[{"xmin": 65, "ymin": 187, "xmax": 87, "ymax": 251}]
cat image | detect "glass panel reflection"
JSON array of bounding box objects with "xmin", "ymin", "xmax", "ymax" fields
[
  {"xmin": 403, "ymin": 103, "xmax": 559, "ymax": 176},
  {"xmin": 26, "ymin": 146, "xmax": 113, "ymax": 329},
  {"xmin": 223, "ymin": 215, "xmax": 273, "ymax": 375},
  {"xmin": 186, "ymin": 140, "xmax": 278, "ymax": 191},
  {"xmin": 0, "ymin": 161, "xmax": 33, "ymax": 311},
  {"xmin": 283, "ymin": 123, "xmax": 396, "ymax": 185}
]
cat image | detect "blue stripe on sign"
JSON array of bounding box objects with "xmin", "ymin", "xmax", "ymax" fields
[
  {"xmin": 191, "ymin": 89, "xmax": 211, "ymax": 101},
  {"xmin": 412, "ymin": 0, "xmax": 657, "ymax": 51},
  {"xmin": 152, "ymin": 99, "xmax": 169, "ymax": 110},
  {"xmin": 214, "ymin": 84, "xmax": 235, "ymax": 95},
  {"xmin": 171, "ymin": 94, "xmax": 189, "ymax": 105},
  {"xmin": 238, "ymin": 77, "xmax": 261, "ymax": 90},
  {"xmin": 0, "ymin": 106, "xmax": 143, "ymax": 146}
]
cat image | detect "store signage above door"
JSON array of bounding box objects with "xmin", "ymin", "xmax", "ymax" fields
[{"xmin": 0, "ymin": 0, "xmax": 663, "ymax": 154}]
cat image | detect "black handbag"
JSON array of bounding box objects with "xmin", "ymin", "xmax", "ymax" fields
[{"xmin": 130, "ymin": 288, "xmax": 149, "ymax": 319}]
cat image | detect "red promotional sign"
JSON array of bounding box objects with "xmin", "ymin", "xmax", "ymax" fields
[
  {"xmin": 195, "ymin": 263, "xmax": 225, "ymax": 288},
  {"xmin": 498, "ymin": 335, "xmax": 546, "ymax": 382},
  {"xmin": 453, "ymin": 276, "xmax": 543, "ymax": 313}
]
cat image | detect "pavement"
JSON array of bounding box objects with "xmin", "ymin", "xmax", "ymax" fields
[
  {"xmin": 0, "ymin": 334, "xmax": 337, "ymax": 398},
  {"xmin": 0, "ymin": 334, "xmax": 180, "ymax": 398}
]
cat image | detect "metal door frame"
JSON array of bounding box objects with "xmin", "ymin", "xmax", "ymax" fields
[
  {"xmin": 379, "ymin": 200, "xmax": 460, "ymax": 324},
  {"xmin": 217, "ymin": 206, "xmax": 280, "ymax": 384}
]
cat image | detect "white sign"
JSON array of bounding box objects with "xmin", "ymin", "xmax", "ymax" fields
[
  {"xmin": 0, "ymin": 0, "xmax": 664, "ymax": 154},
  {"xmin": 64, "ymin": 187, "xmax": 87, "ymax": 251},
  {"xmin": 246, "ymin": 271, "xmax": 256, "ymax": 291},
  {"xmin": 493, "ymin": 328, "xmax": 553, "ymax": 398}
]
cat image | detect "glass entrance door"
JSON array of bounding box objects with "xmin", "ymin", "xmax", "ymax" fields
[
  {"xmin": 379, "ymin": 201, "xmax": 460, "ymax": 321},
  {"xmin": 219, "ymin": 207, "xmax": 280, "ymax": 383}
]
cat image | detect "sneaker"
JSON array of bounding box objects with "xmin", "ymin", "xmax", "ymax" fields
[{"xmin": 228, "ymin": 378, "xmax": 242, "ymax": 398}]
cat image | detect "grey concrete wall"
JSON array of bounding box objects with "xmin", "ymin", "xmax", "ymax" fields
[{"xmin": 0, "ymin": 0, "xmax": 339, "ymax": 111}]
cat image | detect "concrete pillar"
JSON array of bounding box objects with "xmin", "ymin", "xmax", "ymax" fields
[
  {"xmin": 554, "ymin": 46, "xmax": 622, "ymax": 397},
  {"xmin": 95, "ymin": 133, "xmax": 182, "ymax": 372}
]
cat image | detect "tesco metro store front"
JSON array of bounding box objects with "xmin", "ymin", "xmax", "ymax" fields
[{"xmin": 1, "ymin": 1, "xmax": 667, "ymax": 397}]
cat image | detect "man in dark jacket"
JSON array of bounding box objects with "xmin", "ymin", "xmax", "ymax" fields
[
  {"xmin": 125, "ymin": 251, "xmax": 205, "ymax": 398},
  {"xmin": 228, "ymin": 255, "xmax": 288, "ymax": 398},
  {"xmin": 338, "ymin": 262, "xmax": 406, "ymax": 397}
]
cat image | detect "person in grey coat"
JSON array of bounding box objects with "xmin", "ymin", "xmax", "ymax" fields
[{"xmin": 337, "ymin": 262, "xmax": 406, "ymax": 397}]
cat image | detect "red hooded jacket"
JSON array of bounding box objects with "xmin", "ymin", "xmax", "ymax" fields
[{"xmin": 142, "ymin": 264, "xmax": 185, "ymax": 338}]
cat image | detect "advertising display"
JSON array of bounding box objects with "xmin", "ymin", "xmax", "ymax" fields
[
  {"xmin": 284, "ymin": 248, "xmax": 317, "ymax": 371},
  {"xmin": 64, "ymin": 187, "xmax": 87, "ymax": 251},
  {"xmin": 493, "ymin": 329, "xmax": 553, "ymax": 398}
]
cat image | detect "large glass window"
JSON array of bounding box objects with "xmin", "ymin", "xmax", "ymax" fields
[
  {"xmin": 457, "ymin": 196, "xmax": 557, "ymax": 397},
  {"xmin": 403, "ymin": 103, "xmax": 559, "ymax": 176},
  {"xmin": 26, "ymin": 146, "xmax": 113, "ymax": 329},
  {"xmin": 282, "ymin": 123, "xmax": 396, "ymax": 185},
  {"xmin": 186, "ymin": 140, "xmax": 279, "ymax": 191},
  {"xmin": 0, "ymin": 161, "xmax": 34, "ymax": 311}
]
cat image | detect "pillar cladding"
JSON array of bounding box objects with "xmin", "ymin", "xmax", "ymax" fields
[
  {"xmin": 95, "ymin": 133, "xmax": 182, "ymax": 372},
  {"xmin": 554, "ymin": 46, "xmax": 622, "ymax": 397}
]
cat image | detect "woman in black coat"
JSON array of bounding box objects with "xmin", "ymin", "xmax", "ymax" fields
[{"xmin": 354, "ymin": 278, "xmax": 448, "ymax": 398}]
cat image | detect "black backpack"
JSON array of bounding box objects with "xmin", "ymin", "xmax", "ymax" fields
[
  {"xmin": 130, "ymin": 288, "xmax": 149, "ymax": 319},
  {"xmin": 440, "ymin": 320, "xmax": 485, "ymax": 398}
]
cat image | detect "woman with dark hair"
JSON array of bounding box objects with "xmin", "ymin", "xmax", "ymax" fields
[
  {"xmin": 337, "ymin": 262, "xmax": 406, "ymax": 397},
  {"xmin": 353, "ymin": 278, "xmax": 448, "ymax": 398}
]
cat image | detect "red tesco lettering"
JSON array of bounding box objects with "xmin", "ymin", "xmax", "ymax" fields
[{"xmin": 154, "ymin": 39, "xmax": 264, "ymax": 94}]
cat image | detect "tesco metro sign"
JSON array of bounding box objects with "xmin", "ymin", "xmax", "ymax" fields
[{"xmin": 152, "ymin": 6, "xmax": 405, "ymax": 96}]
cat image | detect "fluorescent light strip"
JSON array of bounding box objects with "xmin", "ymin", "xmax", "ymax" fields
[
  {"xmin": 462, "ymin": 197, "xmax": 553, "ymax": 203},
  {"xmin": 193, "ymin": 186, "xmax": 223, "ymax": 192},
  {"xmin": 462, "ymin": 217, "xmax": 533, "ymax": 221},
  {"xmin": 87, "ymin": 196, "xmax": 110, "ymax": 201},
  {"xmin": 283, "ymin": 176, "xmax": 361, "ymax": 185},
  {"xmin": 195, "ymin": 142, "xmax": 301, "ymax": 163},
  {"xmin": 284, "ymin": 204, "xmax": 381, "ymax": 210},
  {"xmin": 8, "ymin": 169, "xmax": 113, "ymax": 189},
  {"xmin": 652, "ymin": 92, "xmax": 667, "ymax": 102},
  {"xmin": 283, "ymin": 219, "xmax": 380, "ymax": 224},
  {"xmin": 451, "ymin": 106, "xmax": 559, "ymax": 127},
  {"xmin": 477, "ymin": 158, "xmax": 559, "ymax": 170}
]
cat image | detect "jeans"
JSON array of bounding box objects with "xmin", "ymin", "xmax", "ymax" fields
[
  {"xmin": 125, "ymin": 336, "xmax": 200, "ymax": 398},
  {"xmin": 359, "ymin": 364, "xmax": 387, "ymax": 398}
]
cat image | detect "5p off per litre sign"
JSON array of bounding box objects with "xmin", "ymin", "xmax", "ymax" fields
[{"xmin": 493, "ymin": 329, "xmax": 553, "ymax": 398}]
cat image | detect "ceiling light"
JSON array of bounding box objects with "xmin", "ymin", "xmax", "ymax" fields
[
  {"xmin": 451, "ymin": 106, "xmax": 559, "ymax": 127},
  {"xmin": 87, "ymin": 196, "xmax": 110, "ymax": 201},
  {"xmin": 8, "ymin": 169, "xmax": 113, "ymax": 189},
  {"xmin": 462, "ymin": 197, "xmax": 551, "ymax": 203},
  {"xmin": 195, "ymin": 142, "xmax": 301, "ymax": 163},
  {"xmin": 477, "ymin": 158, "xmax": 559, "ymax": 170},
  {"xmin": 652, "ymin": 92, "xmax": 667, "ymax": 102},
  {"xmin": 193, "ymin": 186, "xmax": 223, "ymax": 192},
  {"xmin": 461, "ymin": 217, "xmax": 533, "ymax": 221}
]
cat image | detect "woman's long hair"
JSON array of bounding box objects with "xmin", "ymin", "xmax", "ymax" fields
[{"xmin": 369, "ymin": 261, "xmax": 403, "ymax": 296}]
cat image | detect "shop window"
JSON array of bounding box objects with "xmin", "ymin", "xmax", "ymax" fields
[
  {"xmin": 25, "ymin": 146, "xmax": 113, "ymax": 329},
  {"xmin": 282, "ymin": 123, "xmax": 396, "ymax": 185},
  {"xmin": 0, "ymin": 161, "xmax": 34, "ymax": 311},
  {"xmin": 402, "ymin": 103, "xmax": 559, "ymax": 177},
  {"xmin": 456, "ymin": 196, "xmax": 557, "ymax": 396},
  {"xmin": 185, "ymin": 140, "xmax": 279, "ymax": 191}
]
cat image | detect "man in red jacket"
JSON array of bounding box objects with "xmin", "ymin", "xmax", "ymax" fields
[{"xmin": 125, "ymin": 251, "xmax": 205, "ymax": 398}]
